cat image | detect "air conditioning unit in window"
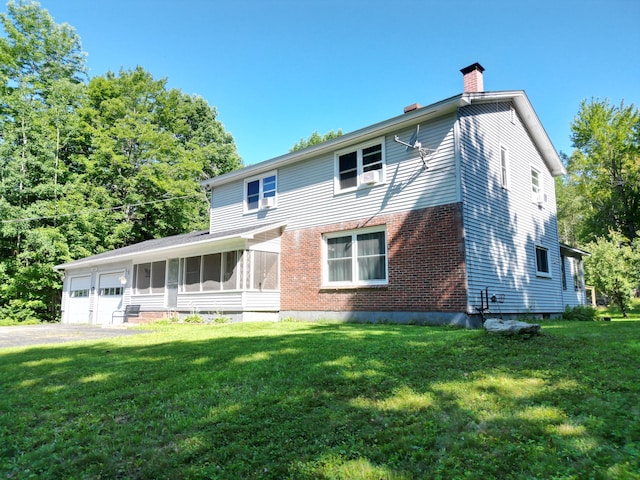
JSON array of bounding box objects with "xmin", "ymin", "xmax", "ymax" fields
[
  {"xmin": 362, "ymin": 170, "xmax": 380, "ymax": 185},
  {"xmin": 261, "ymin": 196, "xmax": 276, "ymax": 209},
  {"xmin": 534, "ymin": 192, "xmax": 547, "ymax": 205}
]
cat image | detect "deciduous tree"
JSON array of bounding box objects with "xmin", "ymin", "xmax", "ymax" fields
[
  {"xmin": 568, "ymin": 99, "xmax": 640, "ymax": 243},
  {"xmin": 290, "ymin": 129, "xmax": 342, "ymax": 152},
  {"xmin": 584, "ymin": 230, "xmax": 640, "ymax": 317}
]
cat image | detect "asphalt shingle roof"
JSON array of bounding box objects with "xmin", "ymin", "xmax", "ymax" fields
[{"xmin": 55, "ymin": 223, "xmax": 284, "ymax": 270}]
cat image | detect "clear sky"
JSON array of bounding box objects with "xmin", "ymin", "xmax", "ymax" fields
[{"xmin": 3, "ymin": 0, "xmax": 638, "ymax": 166}]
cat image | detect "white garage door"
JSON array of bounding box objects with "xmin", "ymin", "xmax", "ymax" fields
[
  {"xmin": 96, "ymin": 272, "xmax": 124, "ymax": 324},
  {"xmin": 66, "ymin": 275, "xmax": 91, "ymax": 323}
]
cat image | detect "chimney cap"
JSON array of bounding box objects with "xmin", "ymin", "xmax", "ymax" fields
[
  {"xmin": 403, "ymin": 103, "xmax": 422, "ymax": 114},
  {"xmin": 460, "ymin": 62, "xmax": 485, "ymax": 75}
]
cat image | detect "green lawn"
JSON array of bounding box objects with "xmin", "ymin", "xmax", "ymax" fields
[{"xmin": 1, "ymin": 320, "xmax": 638, "ymax": 479}]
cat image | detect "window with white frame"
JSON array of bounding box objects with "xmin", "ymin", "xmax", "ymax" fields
[
  {"xmin": 245, "ymin": 171, "xmax": 277, "ymax": 212},
  {"xmin": 324, "ymin": 227, "xmax": 387, "ymax": 286},
  {"xmin": 531, "ymin": 166, "xmax": 543, "ymax": 203},
  {"xmin": 500, "ymin": 146, "xmax": 509, "ymax": 189},
  {"xmin": 535, "ymin": 245, "xmax": 551, "ymax": 277},
  {"xmin": 132, "ymin": 261, "xmax": 166, "ymax": 294},
  {"xmin": 335, "ymin": 138, "xmax": 385, "ymax": 193}
]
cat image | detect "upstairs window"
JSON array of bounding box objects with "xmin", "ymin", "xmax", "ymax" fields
[
  {"xmin": 335, "ymin": 138, "xmax": 385, "ymax": 193},
  {"xmin": 531, "ymin": 166, "xmax": 544, "ymax": 203},
  {"xmin": 500, "ymin": 146, "xmax": 509, "ymax": 189},
  {"xmin": 245, "ymin": 171, "xmax": 277, "ymax": 212},
  {"xmin": 535, "ymin": 245, "xmax": 551, "ymax": 278}
]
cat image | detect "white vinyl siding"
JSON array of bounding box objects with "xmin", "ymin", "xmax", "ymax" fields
[
  {"xmin": 209, "ymin": 113, "xmax": 458, "ymax": 234},
  {"xmin": 460, "ymin": 101, "xmax": 562, "ymax": 314}
]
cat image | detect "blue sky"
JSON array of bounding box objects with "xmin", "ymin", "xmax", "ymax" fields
[{"xmin": 3, "ymin": 0, "xmax": 638, "ymax": 166}]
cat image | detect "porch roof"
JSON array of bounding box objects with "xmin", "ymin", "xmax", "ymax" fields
[{"xmin": 54, "ymin": 222, "xmax": 287, "ymax": 270}]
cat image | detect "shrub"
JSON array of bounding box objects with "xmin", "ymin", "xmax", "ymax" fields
[
  {"xmin": 183, "ymin": 313, "xmax": 204, "ymax": 324},
  {"xmin": 562, "ymin": 304, "xmax": 598, "ymax": 321}
]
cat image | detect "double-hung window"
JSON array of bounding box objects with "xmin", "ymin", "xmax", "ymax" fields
[
  {"xmin": 335, "ymin": 138, "xmax": 385, "ymax": 193},
  {"xmin": 535, "ymin": 245, "xmax": 551, "ymax": 278},
  {"xmin": 245, "ymin": 171, "xmax": 277, "ymax": 212},
  {"xmin": 324, "ymin": 227, "xmax": 387, "ymax": 286},
  {"xmin": 531, "ymin": 166, "xmax": 544, "ymax": 203},
  {"xmin": 500, "ymin": 146, "xmax": 509, "ymax": 189}
]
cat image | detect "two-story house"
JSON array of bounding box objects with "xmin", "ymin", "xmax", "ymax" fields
[{"xmin": 55, "ymin": 63, "xmax": 588, "ymax": 327}]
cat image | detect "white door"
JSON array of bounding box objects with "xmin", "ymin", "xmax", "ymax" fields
[
  {"xmin": 96, "ymin": 272, "xmax": 124, "ymax": 324},
  {"xmin": 66, "ymin": 276, "xmax": 91, "ymax": 323}
]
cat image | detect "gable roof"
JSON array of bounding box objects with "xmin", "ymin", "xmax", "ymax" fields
[
  {"xmin": 201, "ymin": 90, "xmax": 565, "ymax": 189},
  {"xmin": 54, "ymin": 222, "xmax": 287, "ymax": 270}
]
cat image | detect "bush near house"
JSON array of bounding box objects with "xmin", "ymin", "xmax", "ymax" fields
[{"xmin": 0, "ymin": 321, "xmax": 638, "ymax": 479}]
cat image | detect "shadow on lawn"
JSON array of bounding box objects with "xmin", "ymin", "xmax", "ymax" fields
[{"xmin": 1, "ymin": 322, "xmax": 638, "ymax": 479}]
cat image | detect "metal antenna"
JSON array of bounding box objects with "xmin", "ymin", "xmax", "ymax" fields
[{"xmin": 393, "ymin": 125, "xmax": 435, "ymax": 169}]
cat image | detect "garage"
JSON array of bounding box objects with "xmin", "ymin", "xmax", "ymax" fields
[
  {"xmin": 96, "ymin": 272, "xmax": 125, "ymax": 324},
  {"xmin": 66, "ymin": 275, "xmax": 91, "ymax": 323}
]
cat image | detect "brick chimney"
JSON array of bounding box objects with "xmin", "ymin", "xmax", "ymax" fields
[{"xmin": 460, "ymin": 62, "xmax": 485, "ymax": 93}]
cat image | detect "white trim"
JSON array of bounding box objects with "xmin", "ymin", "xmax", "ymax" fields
[
  {"xmin": 535, "ymin": 245, "xmax": 552, "ymax": 278},
  {"xmin": 499, "ymin": 144, "xmax": 510, "ymax": 190},
  {"xmin": 201, "ymin": 91, "xmax": 565, "ymax": 190},
  {"xmin": 54, "ymin": 222, "xmax": 287, "ymax": 270},
  {"xmin": 530, "ymin": 164, "xmax": 544, "ymax": 204},
  {"xmin": 322, "ymin": 225, "xmax": 388, "ymax": 287},
  {"xmin": 244, "ymin": 169, "xmax": 278, "ymax": 214},
  {"xmin": 333, "ymin": 136, "xmax": 386, "ymax": 194}
]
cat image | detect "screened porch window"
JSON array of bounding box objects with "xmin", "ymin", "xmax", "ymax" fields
[
  {"xmin": 180, "ymin": 250, "xmax": 279, "ymax": 292},
  {"xmin": 325, "ymin": 227, "xmax": 387, "ymax": 286},
  {"xmin": 133, "ymin": 261, "xmax": 166, "ymax": 294}
]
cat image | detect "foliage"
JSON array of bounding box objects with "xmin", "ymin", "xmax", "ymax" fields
[
  {"xmin": 565, "ymin": 98, "xmax": 640, "ymax": 244},
  {"xmin": 561, "ymin": 304, "xmax": 598, "ymax": 321},
  {"xmin": 585, "ymin": 230, "xmax": 640, "ymax": 317},
  {"xmin": 183, "ymin": 313, "xmax": 204, "ymax": 324},
  {"xmin": 0, "ymin": 1, "xmax": 241, "ymax": 322},
  {"xmin": 290, "ymin": 129, "xmax": 343, "ymax": 152},
  {"xmin": 0, "ymin": 321, "xmax": 638, "ymax": 478}
]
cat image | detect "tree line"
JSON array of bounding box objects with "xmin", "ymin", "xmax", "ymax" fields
[
  {"xmin": 1, "ymin": 1, "xmax": 638, "ymax": 322},
  {"xmin": 0, "ymin": 0, "xmax": 241, "ymax": 321},
  {"xmin": 557, "ymin": 99, "xmax": 640, "ymax": 315}
]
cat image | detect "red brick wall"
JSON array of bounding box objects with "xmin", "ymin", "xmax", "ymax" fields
[{"xmin": 280, "ymin": 203, "xmax": 468, "ymax": 313}]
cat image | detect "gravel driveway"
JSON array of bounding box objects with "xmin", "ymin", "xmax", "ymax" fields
[{"xmin": 0, "ymin": 324, "xmax": 151, "ymax": 349}]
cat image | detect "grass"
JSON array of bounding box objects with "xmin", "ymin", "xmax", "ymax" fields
[{"xmin": 1, "ymin": 320, "xmax": 639, "ymax": 479}]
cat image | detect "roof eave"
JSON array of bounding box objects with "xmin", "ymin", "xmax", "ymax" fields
[
  {"xmin": 466, "ymin": 91, "xmax": 566, "ymax": 176},
  {"xmin": 54, "ymin": 222, "xmax": 288, "ymax": 271},
  {"xmin": 201, "ymin": 94, "xmax": 468, "ymax": 189}
]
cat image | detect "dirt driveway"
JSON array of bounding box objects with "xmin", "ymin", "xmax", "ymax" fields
[{"xmin": 0, "ymin": 324, "xmax": 151, "ymax": 349}]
